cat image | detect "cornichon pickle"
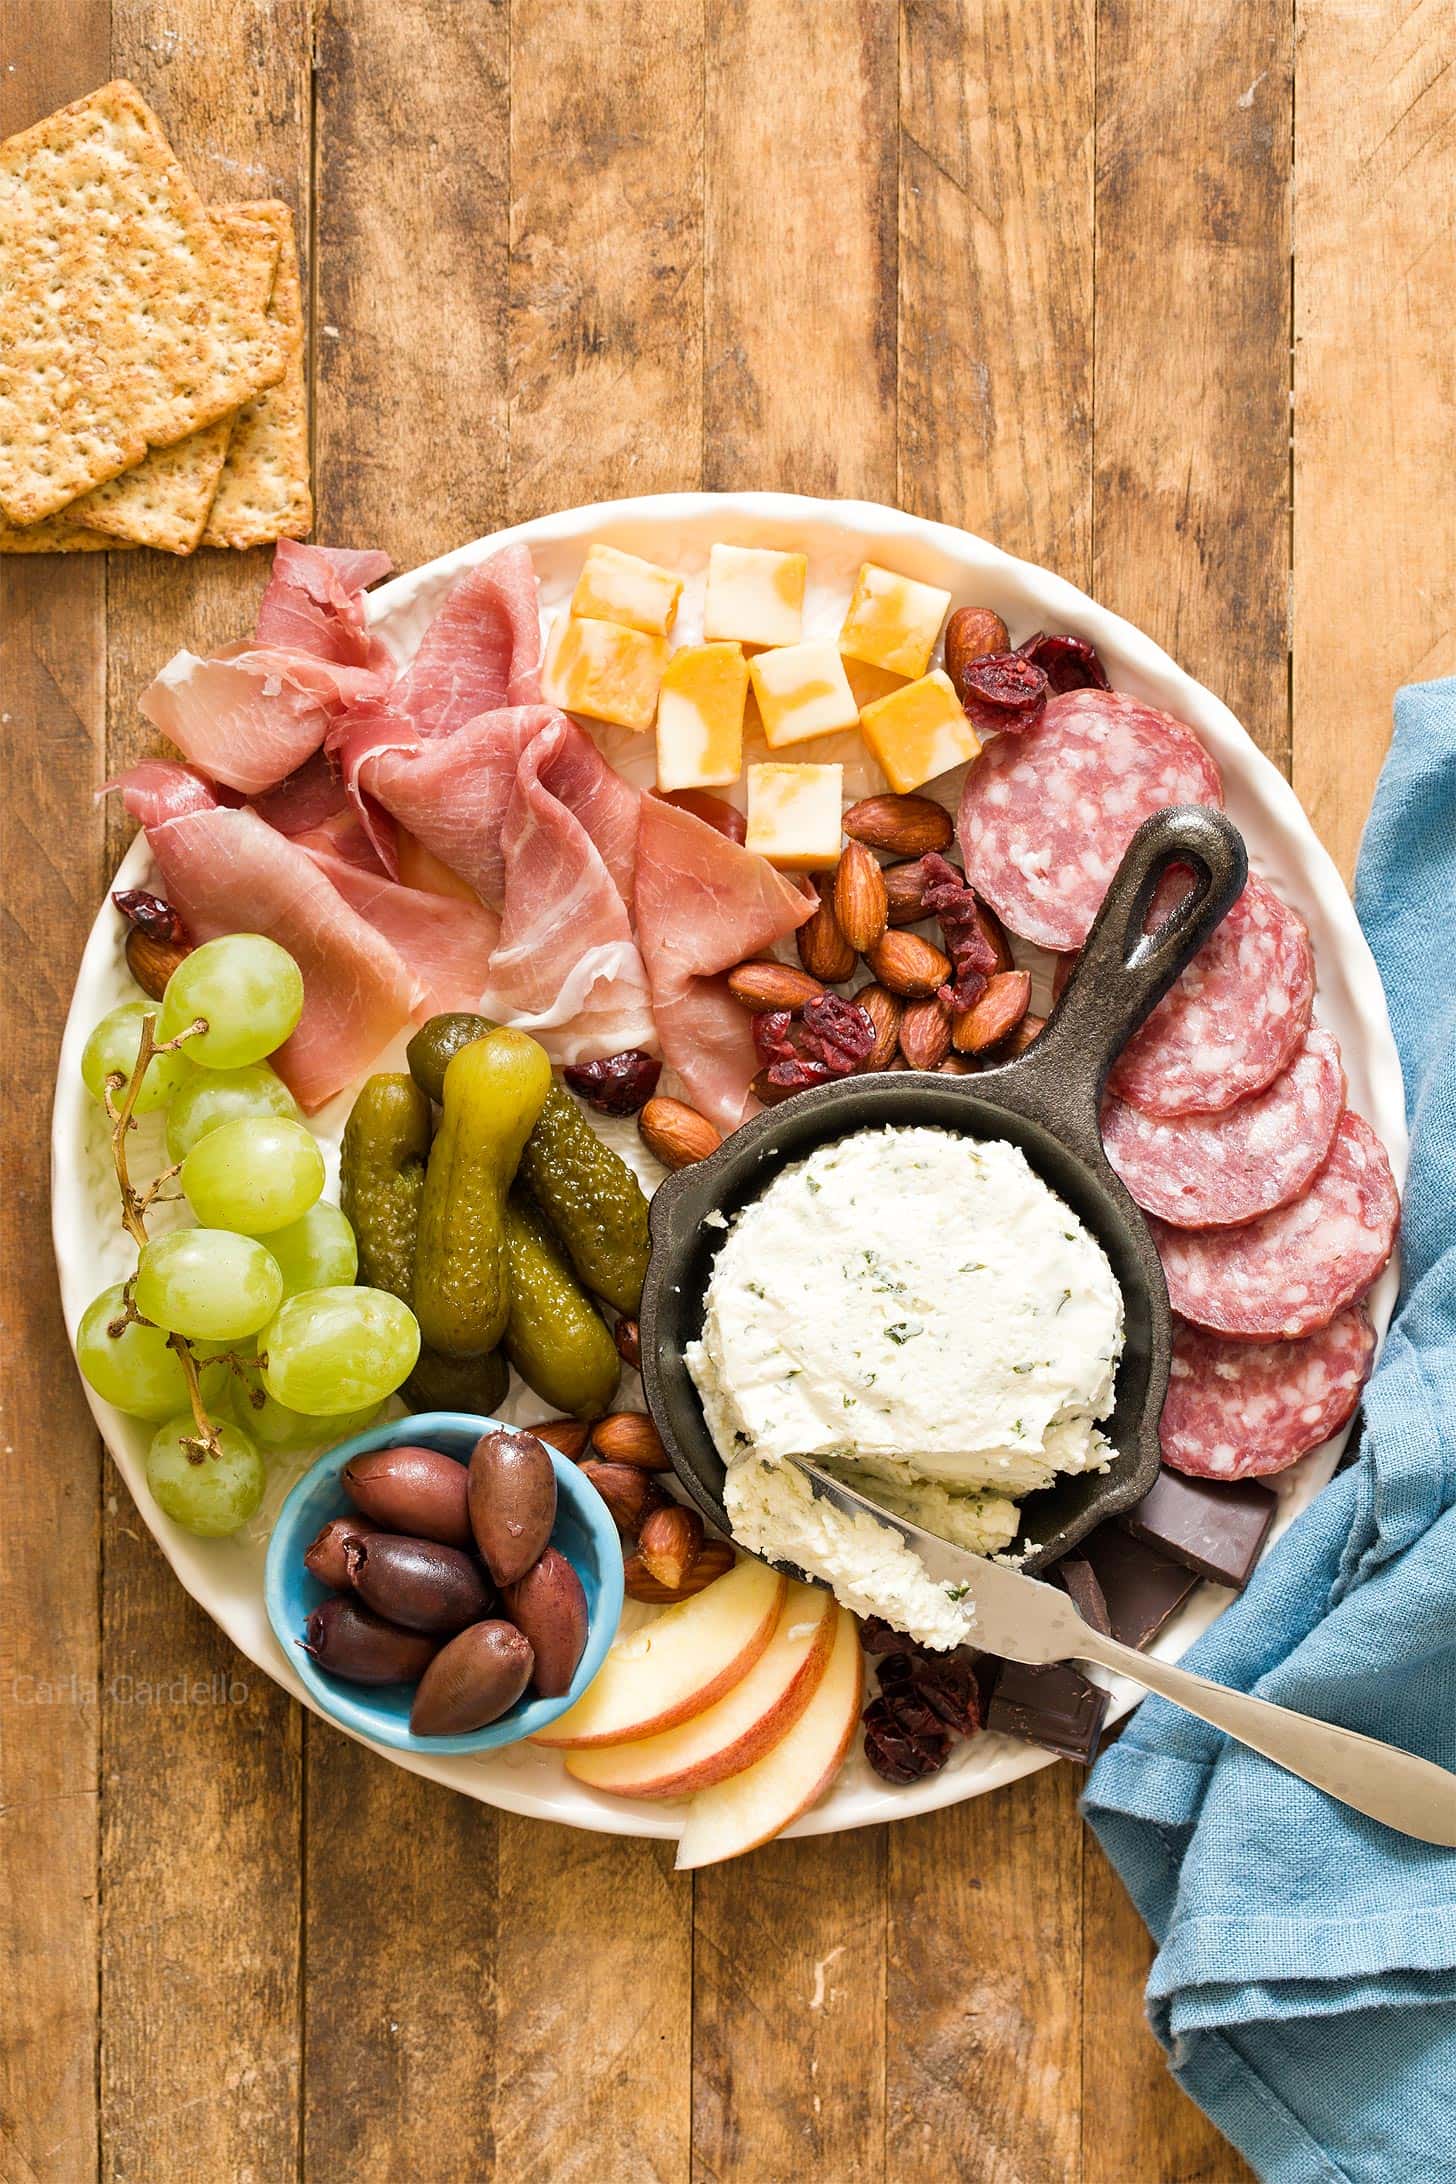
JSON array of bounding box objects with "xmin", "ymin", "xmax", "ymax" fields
[
  {"xmin": 408, "ymin": 1013, "xmax": 651, "ymax": 1315},
  {"xmin": 404, "ymin": 1346, "xmax": 510, "ymax": 1418},
  {"xmin": 339, "ymin": 1074, "xmax": 432, "ymax": 1303},
  {"xmin": 503, "ymin": 1195, "xmax": 621, "ymax": 1419},
  {"xmin": 413, "ymin": 1029, "xmax": 553, "ymax": 1358}
]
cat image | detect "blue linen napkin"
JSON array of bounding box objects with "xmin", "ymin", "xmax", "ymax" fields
[{"xmin": 1082, "ymin": 678, "xmax": 1456, "ymax": 2184}]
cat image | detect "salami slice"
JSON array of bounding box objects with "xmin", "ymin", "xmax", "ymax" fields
[
  {"xmin": 1160, "ymin": 1306, "xmax": 1377, "ymax": 1479},
  {"xmin": 1108, "ymin": 875, "xmax": 1315, "ymax": 1116},
  {"xmin": 1103, "ymin": 1026, "xmax": 1344, "ymax": 1228},
  {"xmin": 1151, "ymin": 1112, "xmax": 1399, "ymax": 1340},
  {"xmin": 957, "ymin": 687, "xmax": 1223, "ymax": 950}
]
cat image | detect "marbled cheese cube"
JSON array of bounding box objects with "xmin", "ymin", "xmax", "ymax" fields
[
  {"xmin": 748, "ymin": 641, "xmax": 860, "ymax": 749},
  {"xmin": 702, "ymin": 543, "xmax": 807, "ymax": 648},
  {"xmin": 571, "ymin": 543, "xmax": 683, "ymax": 636},
  {"xmin": 858, "ymin": 669, "xmax": 981, "ymax": 793},
  {"xmin": 838, "ymin": 562, "xmax": 953, "ymax": 679},
  {"xmin": 745, "ymin": 762, "xmax": 843, "ymax": 871},
  {"xmin": 542, "ymin": 613, "xmax": 668, "ymax": 731},
  {"xmin": 655, "ymin": 642, "xmax": 749, "ymax": 791}
]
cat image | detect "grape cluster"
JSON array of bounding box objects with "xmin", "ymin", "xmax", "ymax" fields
[{"xmin": 77, "ymin": 929, "xmax": 422, "ymax": 1537}]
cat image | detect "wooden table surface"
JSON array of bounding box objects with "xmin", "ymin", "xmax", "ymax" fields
[{"xmin": 4, "ymin": 1, "xmax": 1451, "ymax": 2177}]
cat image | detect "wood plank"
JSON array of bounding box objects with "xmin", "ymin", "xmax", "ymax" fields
[
  {"xmin": 0, "ymin": 24, "xmax": 110, "ymax": 2184},
  {"xmin": 97, "ymin": 13, "xmax": 312, "ymax": 2179},
  {"xmin": 302, "ymin": 7, "xmax": 512, "ymax": 2176},
  {"xmin": 1094, "ymin": 0, "xmax": 1292, "ymax": 769},
  {"xmin": 1293, "ymin": 0, "xmax": 1456, "ymax": 880},
  {"xmin": 891, "ymin": 7, "xmax": 1093, "ymax": 2177},
  {"xmin": 497, "ymin": 10, "xmax": 701, "ymax": 2176},
  {"xmin": 692, "ymin": 7, "xmax": 896, "ymax": 2177}
]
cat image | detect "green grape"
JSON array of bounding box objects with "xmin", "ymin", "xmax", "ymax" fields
[
  {"xmin": 145, "ymin": 1415, "xmax": 265, "ymax": 1537},
  {"xmin": 180, "ymin": 1116, "xmax": 325, "ymax": 1235},
  {"xmin": 165, "ymin": 1062, "xmax": 302, "ymax": 1163},
  {"xmin": 158, "ymin": 934, "xmax": 304, "ymax": 1069},
  {"xmin": 81, "ymin": 1003, "xmax": 194, "ymax": 1115},
  {"xmin": 135, "ymin": 1229, "xmax": 283, "ymax": 1342},
  {"xmin": 76, "ymin": 1282, "xmax": 195, "ymax": 1420},
  {"xmin": 226, "ymin": 1359, "xmax": 380, "ymax": 1452},
  {"xmin": 265, "ymin": 1202, "xmax": 358, "ymax": 1297},
  {"xmin": 261, "ymin": 1285, "xmax": 421, "ymax": 1415}
]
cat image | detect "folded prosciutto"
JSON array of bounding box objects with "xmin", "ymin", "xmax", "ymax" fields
[
  {"xmin": 635, "ymin": 797, "xmax": 812, "ymax": 1128},
  {"xmin": 119, "ymin": 761, "xmax": 418, "ymax": 1111}
]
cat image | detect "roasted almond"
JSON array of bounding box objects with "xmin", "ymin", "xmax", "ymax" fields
[
  {"xmin": 727, "ymin": 959, "xmax": 825, "ymax": 1013},
  {"xmin": 796, "ymin": 879, "xmax": 858, "ymax": 983},
  {"xmin": 843, "ymin": 793, "xmax": 953, "ymax": 859},
  {"xmin": 833, "ymin": 841, "xmax": 889, "ymax": 953},
  {"xmin": 944, "ymin": 606, "xmax": 1011, "ymax": 702},
  {"xmin": 639, "ymin": 1096, "xmax": 721, "ymax": 1171},
  {"xmin": 952, "ymin": 969, "xmax": 1034, "ymax": 1053},
  {"xmin": 125, "ymin": 925, "xmax": 192, "ymax": 1001},
  {"xmin": 855, "ymin": 982, "xmax": 903, "ymax": 1071},
  {"xmin": 614, "ymin": 1317, "xmax": 642, "ymax": 1372},
  {"xmin": 898, "ymin": 994, "xmax": 953, "ymax": 1070},
  {"xmin": 529, "ymin": 1418, "xmax": 592, "ymax": 1460},
  {"xmin": 591, "ymin": 1411, "xmax": 671, "ymax": 1472},
  {"xmin": 579, "ymin": 1458, "xmax": 668, "ymax": 1538},
  {"xmin": 938, "ymin": 1054, "xmax": 977, "ymax": 1075},
  {"xmin": 623, "ymin": 1538, "xmax": 735, "ymax": 1603},
  {"xmin": 865, "ymin": 928, "xmax": 952, "ymax": 998},
  {"xmin": 637, "ymin": 1503, "xmax": 706, "ymax": 1590},
  {"xmin": 1004, "ymin": 1012, "xmax": 1046, "ymax": 1056},
  {"xmin": 883, "ymin": 858, "xmax": 932, "ymax": 927}
]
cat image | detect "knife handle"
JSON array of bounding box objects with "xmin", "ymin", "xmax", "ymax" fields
[{"xmin": 1075, "ymin": 1629, "xmax": 1456, "ymax": 1848}]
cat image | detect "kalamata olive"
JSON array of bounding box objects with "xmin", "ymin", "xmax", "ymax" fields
[
  {"xmin": 340, "ymin": 1444, "xmax": 472, "ymax": 1547},
  {"xmin": 469, "ymin": 1427, "xmax": 557, "ymax": 1586},
  {"xmin": 344, "ymin": 1532, "xmax": 495, "ymax": 1635},
  {"xmin": 409, "ymin": 1619, "xmax": 534, "ymax": 1736},
  {"xmin": 303, "ymin": 1513, "xmax": 378, "ymax": 1591},
  {"xmin": 301, "ymin": 1596, "xmax": 440, "ymax": 1686},
  {"xmin": 504, "ymin": 1547, "xmax": 589, "ymax": 1698}
]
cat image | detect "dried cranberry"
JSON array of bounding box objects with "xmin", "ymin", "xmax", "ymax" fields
[
  {"xmin": 863, "ymin": 1691, "xmax": 951, "ymax": 1782},
  {"xmin": 919, "ymin": 854, "xmax": 999, "ymax": 1011},
  {"xmin": 113, "ymin": 889, "xmax": 190, "ymax": 946},
  {"xmin": 563, "ymin": 1050, "xmax": 662, "ymax": 1116},
  {"xmin": 952, "ymin": 649, "xmax": 1049, "ymax": 735},
  {"xmin": 1016, "ymin": 631, "xmax": 1110, "ymax": 694},
  {"xmin": 860, "ymin": 1632, "xmax": 984, "ymax": 1781},
  {"xmin": 752, "ymin": 995, "xmax": 875, "ymax": 1096}
]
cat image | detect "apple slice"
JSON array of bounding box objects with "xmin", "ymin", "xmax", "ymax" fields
[
  {"xmin": 564, "ymin": 1581, "xmax": 835, "ymax": 1799},
  {"xmin": 673, "ymin": 1605, "xmax": 864, "ymax": 1869},
  {"xmin": 532, "ymin": 1557, "xmax": 786, "ymax": 1749}
]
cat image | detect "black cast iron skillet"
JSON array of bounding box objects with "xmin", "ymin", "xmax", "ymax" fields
[{"xmin": 639, "ymin": 804, "xmax": 1248, "ymax": 1574}]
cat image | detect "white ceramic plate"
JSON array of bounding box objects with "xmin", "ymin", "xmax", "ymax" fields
[{"xmin": 52, "ymin": 492, "xmax": 1408, "ymax": 1839}]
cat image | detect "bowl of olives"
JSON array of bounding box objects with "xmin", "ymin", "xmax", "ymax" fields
[{"xmin": 265, "ymin": 1411, "xmax": 624, "ymax": 1754}]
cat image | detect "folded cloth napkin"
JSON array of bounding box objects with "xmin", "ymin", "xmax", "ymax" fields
[{"xmin": 1083, "ymin": 678, "xmax": 1456, "ymax": 2184}]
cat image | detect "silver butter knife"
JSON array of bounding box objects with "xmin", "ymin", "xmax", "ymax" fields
[{"xmin": 789, "ymin": 1458, "xmax": 1456, "ymax": 1848}]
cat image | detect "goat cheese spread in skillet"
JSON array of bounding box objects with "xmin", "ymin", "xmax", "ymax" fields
[{"xmin": 686, "ymin": 1125, "xmax": 1124, "ymax": 1649}]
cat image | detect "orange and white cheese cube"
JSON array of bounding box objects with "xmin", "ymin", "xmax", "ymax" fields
[
  {"xmin": 838, "ymin": 562, "xmax": 953, "ymax": 680},
  {"xmin": 745, "ymin": 761, "xmax": 843, "ymax": 871},
  {"xmin": 542, "ymin": 613, "xmax": 668, "ymax": 732},
  {"xmin": 655, "ymin": 642, "xmax": 749, "ymax": 792},
  {"xmin": 858, "ymin": 669, "xmax": 981, "ymax": 794},
  {"xmin": 747, "ymin": 641, "xmax": 860, "ymax": 750},
  {"xmin": 571, "ymin": 543, "xmax": 684, "ymax": 636},
  {"xmin": 702, "ymin": 543, "xmax": 807, "ymax": 649}
]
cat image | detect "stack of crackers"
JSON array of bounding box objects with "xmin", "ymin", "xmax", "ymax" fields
[{"xmin": 0, "ymin": 80, "xmax": 311, "ymax": 556}]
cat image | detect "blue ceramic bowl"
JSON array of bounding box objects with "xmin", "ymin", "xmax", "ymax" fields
[{"xmin": 264, "ymin": 1411, "xmax": 624, "ymax": 1755}]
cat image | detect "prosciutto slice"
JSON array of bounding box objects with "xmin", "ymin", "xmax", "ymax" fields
[
  {"xmin": 119, "ymin": 761, "xmax": 417, "ymax": 1111},
  {"xmin": 296, "ymin": 832, "xmax": 500, "ymax": 1018},
  {"xmin": 635, "ymin": 797, "xmax": 812, "ymax": 1127},
  {"xmin": 254, "ymin": 541, "xmax": 395, "ymax": 670},
  {"xmin": 329, "ymin": 704, "xmax": 557, "ymax": 889},
  {"xmin": 386, "ymin": 544, "xmax": 545, "ymax": 734},
  {"xmin": 140, "ymin": 648, "xmax": 384, "ymax": 798}
]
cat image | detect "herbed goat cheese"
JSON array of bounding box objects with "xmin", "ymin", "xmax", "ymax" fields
[{"xmin": 687, "ymin": 1125, "xmax": 1124, "ymax": 1647}]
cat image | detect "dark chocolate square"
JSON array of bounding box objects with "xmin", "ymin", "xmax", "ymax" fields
[
  {"xmin": 984, "ymin": 1658, "xmax": 1109, "ymax": 1765},
  {"xmin": 1055, "ymin": 1554, "xmax": 1112, "ymax": 1636},
  {"xmin": 1120, "ymin": 1465, "xmax": 1277, "ymax": 1588},
  {"xmin": 1077, "ymin": 1523, "xmax": 1199, "ymax": 1650}
]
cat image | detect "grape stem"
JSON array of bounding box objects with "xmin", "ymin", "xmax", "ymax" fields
[{"xmin": 169, "ymin": 1336, "xmax": 223, "ymax": 1462}]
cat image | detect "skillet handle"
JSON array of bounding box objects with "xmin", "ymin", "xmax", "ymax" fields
[{"xmin": 1003, "ymin": 804, "xmax": 1247, "ymax": 1154}]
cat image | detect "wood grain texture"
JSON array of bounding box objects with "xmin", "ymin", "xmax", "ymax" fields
[
  {"xmin": 0, "ymin": 19, "xmax": 109, "ymax": 2184},
  {"xmin": 1293, "ymin": 0, "xmax": 1456, "ymax": 880},
  {"xmin": 898, "ymin": 0, "xmax": 1095, "ymax": 576},
  {"xmin": 1095, "ymin": 0, "xmax": 1292, "ymax": 769},
  {"xmin": 97, "ymin": 12, "xmax": 313, "ymax": 2180}
]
